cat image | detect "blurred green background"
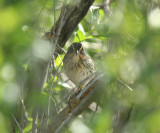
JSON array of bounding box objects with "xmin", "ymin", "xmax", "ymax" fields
[{"xmin": 0, "ymin": 0, "xmax": 160, "ymax": 132}]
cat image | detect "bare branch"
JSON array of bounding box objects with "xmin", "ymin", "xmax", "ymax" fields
[
  {"xmin": 46, "ymin": 61, "xmax": 62, "ymax": 128},
  {"xmin": 12, "ymin": 114, "xmax": 23, "ymax": 133},
  {"xmin": 91, "ymin": 103, "xmax": 98, "ymax": 120},
  {"xmin": 48, "ymin": 74, "xmax": 102, "ymax": 133},
  {"xmin": 112, "ymin": 104, "xmax": 134, "ymax": 133},
  {"xmin": 117, "ymin": 79, "xmax": 133, "ymax": 91},
  {"xmin": 32, "ymin": 109, "xmax": 38, "ymax": 133},
  {"xmin": 20, "ymin": 97, "xmax": 29, "ymax": 121}
]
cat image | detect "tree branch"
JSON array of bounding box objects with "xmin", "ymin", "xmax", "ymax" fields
[
  {"xmin": 45, "ymin": 0, "xmax": 95, "ymax": 56},
  {"xmin": 48, "ymin": 74, "xmax": 103, "ymax": 133}
]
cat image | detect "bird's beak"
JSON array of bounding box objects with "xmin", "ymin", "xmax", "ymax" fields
[{"xmin": 76, "ymin": 50, "xmax": 79, "ymax": 55}]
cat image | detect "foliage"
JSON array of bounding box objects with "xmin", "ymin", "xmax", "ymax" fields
[{"xmin": 0, "ymin": 0, "xmax": 160, "ymax": 133}]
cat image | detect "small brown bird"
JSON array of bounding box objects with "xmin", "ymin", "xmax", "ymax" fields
[{"xmin": 63, "ymin": 43, "xmax": 96, "ymax": 86}]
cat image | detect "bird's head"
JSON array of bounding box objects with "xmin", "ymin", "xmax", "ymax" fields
[{"xmin": 66, "ymin": 43, "xmax": 85, "ymax": 62}]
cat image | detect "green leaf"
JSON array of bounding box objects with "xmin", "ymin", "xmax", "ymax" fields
[
  {"xmin": 93, "ymin": 35, "xmax": 106, "ymax": 40},
  {"xmin": 98, "ymin": 9, "xmax": 104, "ymax": 23},
  {"xmin": 73, "ymin": 30, "xmax": 85, "ymax": 42},
  {"xmin": 22, "ymin": 63, "xmax": 28, "ymax": 71},
  {"xmin": 43, "ymin": 83, "xmax": 48, "ymax": 89},
  {"xmin": 28, "ymin": 117, "xmax": 33, "ymax": 122},
  {"xmin": 42, "ymin": 91, "xmax": 48, "ymax": 96},
  {"xmin": 23, "ymin": 122, "xmax": 32, "ymax": 133},
  {"xmin": 85, "ymin": 35, "xmax": 93, "ymax": 40},
  {"xmin": 54, "ymin": 86, "xmax": 62, "ymax": 91}
]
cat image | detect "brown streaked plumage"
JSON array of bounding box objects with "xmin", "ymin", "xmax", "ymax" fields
[{"xmin": 63, "ymin": 43, "xmax": 96, "ymax": 86}]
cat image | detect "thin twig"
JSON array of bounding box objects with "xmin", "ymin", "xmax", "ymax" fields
[
  {"xmin": 32, "ymin": 109, "xmax": 38, "ymax": 133},
  {"xmin": 57, "ymin": 44, "xmax": 67, "ymax": 54},
  {"xmin": 32, "ymin": 0, "xmax": 49, "ymax": 27},
  {"xmin": 91, "ymin": 103, "xmax": 98, "ymax": 120},
  {"xmin": 20, "ymin": 97, "xmax": 29, "ymax": 121},
  {"xmin": 50, "ymin": 96, "xmax": 59, "ymax": 113},
  {"xmin": 112, "ymin": 104, "xmax": 134, "ymax": 133},
  {"xmin": 38, "ymin": 0, "xmax": 49, "ymax": 19},
  {"xmin": 57, "ymin": 53, "xmax": 63, "ymax": 63},
  {"xmin": 11, "ymin": 114, "xmax": 23, "ymax": 133},
  {"xmin": 42, "ymin": 61, "xmax": 50, "ymax": 92},
  {"xmin": 46, "ymin": 61, "xmax": 63, "ymax": 129},
  {"xmin": 117, "ymin": 79, "xmax": 133, "ymax": 91},
  {"xmin": 38, "ymin": 107, "xmax": 47, "ymax": 133}
]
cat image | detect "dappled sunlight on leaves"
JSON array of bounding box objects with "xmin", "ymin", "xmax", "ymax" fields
[{"xmin": 1, "ymin": 0, "xmax": 160, "ymax": 132}]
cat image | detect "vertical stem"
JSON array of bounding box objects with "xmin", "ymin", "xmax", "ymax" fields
[{"xmin": 32, "ymin": 109, "xmax": 38, "ymax": 133}]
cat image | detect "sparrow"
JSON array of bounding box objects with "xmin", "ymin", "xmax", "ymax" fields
[{"xmin": 63, "ymin": 42, "xmax": 96, "ymax": 87}]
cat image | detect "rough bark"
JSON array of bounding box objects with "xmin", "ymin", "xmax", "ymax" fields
[
  {"xmin": 46, "ymin": 0, "xmax": 95, "ymax": 56},
  {"xmin": 48, "ymin": 75, "xmax": 100, "ymax": 133}
]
